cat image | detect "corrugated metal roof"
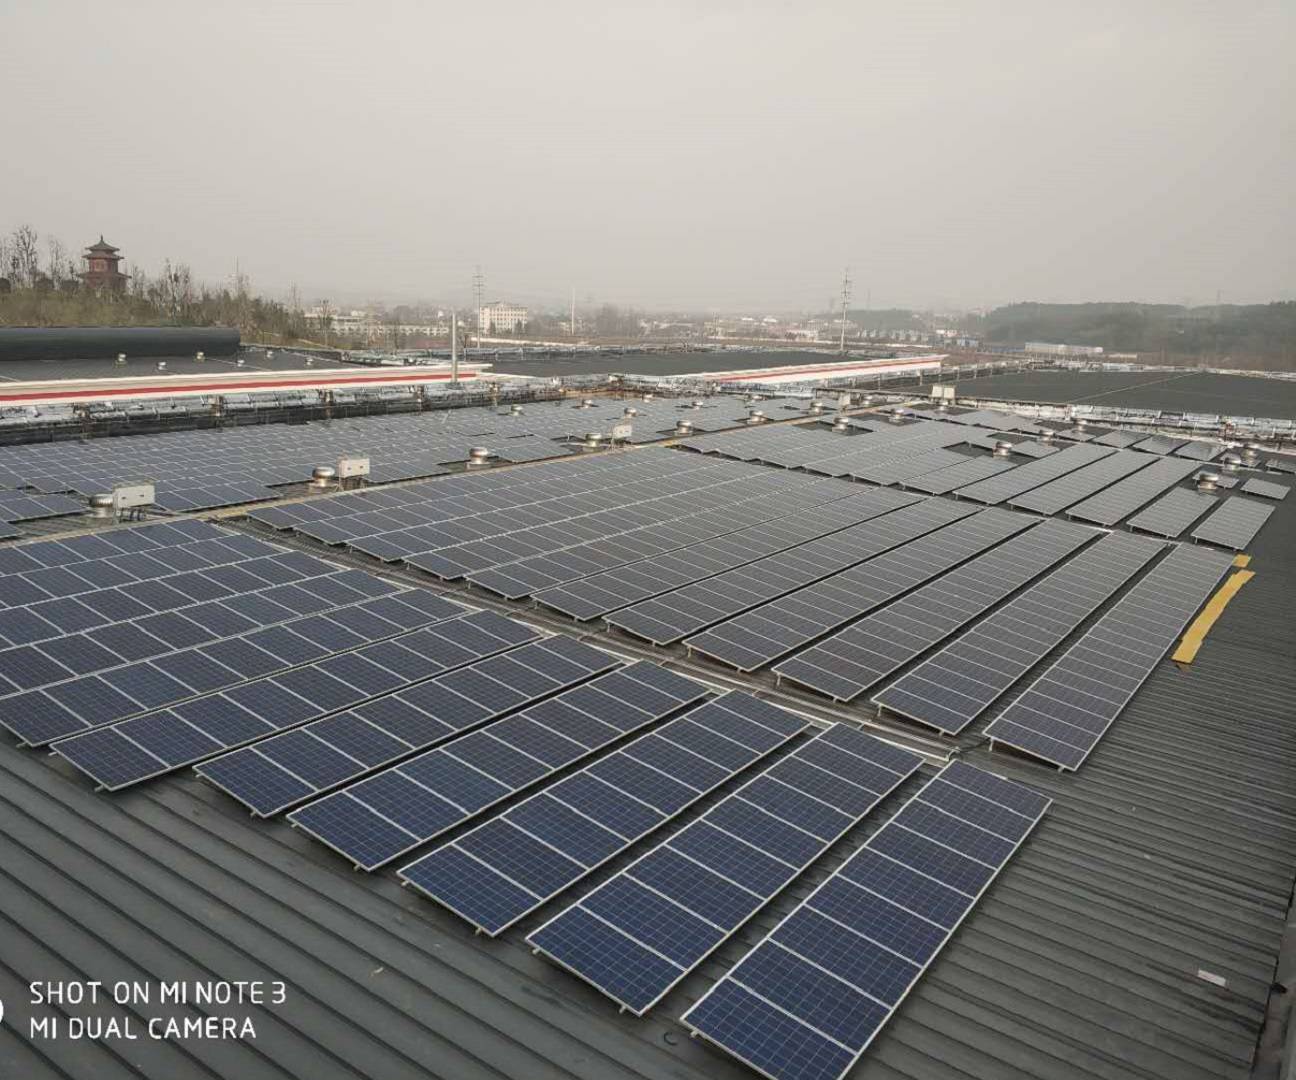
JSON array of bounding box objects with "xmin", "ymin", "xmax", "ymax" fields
[{"xmin": 1, "ymin": 410, "xmax": 1294, "ymax": 1080}]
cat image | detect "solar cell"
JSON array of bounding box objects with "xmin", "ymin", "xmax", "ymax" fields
[
  {"xmin": 1006, "ymin": 450, "xmax": 1154, "ymax": 516},
  {"xmin": 1063, "ymin": 456, "xmax": 1200, "ymax": 526},
  {"xmin": 1240, "ymin": 478, "xmax": 1289, "ymax": 501},
  {"xmin": 953, "ymin": 443, "xmax": 1114, "ymax": 504},
  {"xmin": 399, "ymin": 692, "xmax": 807, "ymax": 935},
  {"xmin": 46, "ymin": 605, "xmax": 521, "ymax": 787},
  {"xmin": 528, "ymin": 724, "xmax": 922, "ymax": 1014},
  {"xmin": 872, "ymin": 531, "xmax": 1165, "ymax": 733},
  {"xmin": 1125, "ymin": 488, "xmax": 1218, "ymax": 538},
  {"xmin": 682, "ymin": 508, "xmax": 1036, "ymax": 672},
  {"xmin": 771, "ymin": 519, "xmax": 1097, "ymax": 701},
  {"xmin": 287, "ymin": 661, "xmax": 708, "ymax": 870},
  {"xmin": 681, "ymin": 762, "xmax": 1049, "ymax": 1080},
  {"xmin": 607, "ymin": 499, "xmax": 978, "ymax": 646},
  {"xmin": 1189, "ymin": 495, "xmax": 1275, "ymax": 550},
  {"xmin": 984, "ymin": 544, "xmax": 1233, "ymax": 768},
  {"xmin": 535, "ymin": 488, "xmax": 920, "ymax": 622}
]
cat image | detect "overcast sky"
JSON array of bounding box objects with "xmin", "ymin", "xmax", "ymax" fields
[{"xmin": 4, "ymin": 1, "xmax": 1293, "ymax": 311}]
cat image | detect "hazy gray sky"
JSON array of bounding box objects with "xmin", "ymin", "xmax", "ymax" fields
[{"xmin": 4, "ymin": 1, "xmax": 1293, "ymax": 311}]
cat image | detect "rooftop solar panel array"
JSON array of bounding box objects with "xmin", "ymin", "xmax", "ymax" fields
[
  {"xmin": 1006, "ymin": 450, "xmax": 1154, "ymax": 516},
  {"xmin": 872, "ymin": 531, "xmax": 1165, "ymax": 733},
  {"xmin": 288, "ymin": 661, "xmax": 708, "ymax": 870},
  {"xmin": 899, "ymin": 455, "xmax": 1014, "ymax": 494},
  {"xmin": 961, "ymin": 431, "xmax": 1058, "ymax": 458},
  {"xmin": 1240, "ymin": 478, "xmax": 1289, "ymax": 501},
  {"xmin": 1092, "ymin": 429, "xmax": 1143, "ymax": 449},
  {"xmin": 535, "ymin": 487, "xmax": 921, "ymax": 622},
  {"xmin": 1174, "ymin": 440, "xmax": 1223, "ymax": 462},
  {"xmin": 1063, "ymin": 455, "xmax": 1200, "ymax": 526},
  {"xmin": 984, "ymin": 544, "xmax": 1234, "ymax": 769},
  {"xmin": 195, "ymin": 635, "xmax": 620, "ymax": 815},
  {"xmin": 48, "ymin": 605, "xmax": 532, "ymax": 789},
  {"xmin": 769, "ymin": 520, "xmax": 1096, "ymax": 700},
  {"xmin": 844, "ymin": 448, "xmax": 967, "ymax": 486},
  {"xmin": 682, "ymin": 761, "xmax": 1050, "ymax": 1080},
  {"xmin": 404, "ymin": 464, "xmax": 846, "ymax": 582},
  {"xmin": 1125, "ymin": 487, "xmax": 1218, "ymax": 538},
  {"xmin": 400, "ymin": 691, "xmax": 808, "ymax": 936},
  {"xmin": 528, "ymin": 724, "xmax": 923, "ymax": 1014},
  {"xmin": 1, "ymin": 540, "xmax": 423, "ymax": 745},
  {"xmin": 0, "ymin": 491, "xmax": 87, "ymax": 523},
  {"xmin": 0, "ymin": 396, "xmax": 822, "ymax": 515},
  {"xmin": 681, "ymin": 509, "xmax": 1034, "ymax": 672},
  {"xmin": 466, "ymin": 476, "xmax": 878, "ymax": 601},
  {"xmin": 1131, "ymin": 433, "xmax": 1187, "ymax": 455},
  {"xmin": 607, "ymin": 500, "xmax": 978, "ymax": 646},
  {"xmin": 953, "ymin": 443, "xmax": 1114, "ymax": 504},
  {"xmin": 1265, "ymin": 457, "xmax": 1296, "ymax": 475},
  {"xmin": 1189, "ymin": 495, "xmax": 1276, "ymax": 550}
]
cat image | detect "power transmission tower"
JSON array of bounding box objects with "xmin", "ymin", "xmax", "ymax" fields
[{"xmin": 838, "ymin": 269, "xmax": 852, "ymax": 354}]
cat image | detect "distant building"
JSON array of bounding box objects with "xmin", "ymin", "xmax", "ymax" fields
[
  {"xmin": 478, "ymin": 301, "xmax": 528, "ymax": 333},
  {"xmin": 80, "ymin": 236, "xmax": 129, "ymax": 291},
  {"xmin": 1025, "ymin": 341, "xmax": 1104, "ymax": 357}
]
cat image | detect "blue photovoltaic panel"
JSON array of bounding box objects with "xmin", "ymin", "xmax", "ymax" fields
[
  {"xmin": 984, "ymin": 544, "xmax": 1233, "ymax": 769},
  {"xmin": 398, "ymin": 691, "xmax": 808, "ymax": 934},
  {"xmin": 527, "ymin": 724, "xmax": 922, "ymax": 1014},
  {"xmin": 288, "ymin": 661, "xmax": 708, "ymax": 870},
  {"xmin": 681, "ymin": 508, "xmax": 1035, "ymax": 672},
  {"xmin": 1189, "ymin": 495, "xmax": 1275, "ymax": 550},
  {"xmin": 872, "ymin": 531, "xmax": 1164, "ymax": 734},
  {"xmin": 195, "ymin": 634, "xmax": 620, "ymax": 815},
  {"xmin": 768, "ymin": 519, "xmax": 1094, "ymax": 700},
  {"xmin": 681, "ymin": 761, "xmax": 1050, "ymax": 1080},
  {"xmin": 47, "ymin": 607, "xmax": 531, "ymax": 789}
]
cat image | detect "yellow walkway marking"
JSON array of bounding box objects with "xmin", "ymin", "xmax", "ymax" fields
[{"xmin": 1172, "ymin": 568, "xmax": 1255, "ymax": 664}]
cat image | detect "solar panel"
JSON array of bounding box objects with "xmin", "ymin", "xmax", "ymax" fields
[
  {"xmin": 464, "ymin": 475, "xmax": 869, "ymax": 600},
  {"xmin": 953, "ymin": 443, "xmax": 1114, "ymax": 505},
  {"xmin": 681, "ymin": 509, "xmax": 1036, "ymax": 672},
  {"xmin": 872, "ymin": 531, "xmax": 1165, "ymax": 733},
  {"xmin": 287, "ymin": 661, "xmax": 708, "ymax": 870},
  {"xmin": 0, "ymin": 568, "xmax": 440, "ymax": 745},
  {"xmin": 1240, "ymin": 478, "xmax": 1289, "ymax": 501},
  {"xmin": 47, "ymin": 606, "xmax": 525, "ymax": 788},
  {"xmin": 845, "ymin": 448, "xmax": 967, "ymax": 486},
  {"xmin": 984, "ymin": 544, "xmax": 1234, "ymax": 768},
  {"xmin": 771, "ymin": 519, "xmax": 1096, "ymax": 702},
  {"xmin": 899, "ymin": 455, "xmax": 1014, "ymax": 495},
  {"xmin": 195, "ymin": 635, "xmax": 620, "ymax": 815},
  {"xmin": 681, "ymin": 761, "xmax": 1050, "ymax": 1080},
  {"xmin": 528, "ymin": 724, "xmax": 922, "ymax": 1014},
  {"xmin": 1265, "ymin": 457, "xmax": 1296, "ymax": 475},
  {"xmin": 1125, "ymin": 487, "xmax": 1218, "ymax": 538},
  {"xmin": 1006, "ymin": 450, "xmax": 1154, "ymax": 516},
  {"xmin": 399, "ymin": 692, "xmax": 808, "ymax": 935},
  {"xmin": 1173, "ymin": 441, "xmax": 1223, "ymax": 462},
  {"xmin": 1092, "ymin": 429, "xmax": 1143, "ymax": 448},
  {"xmin": 607, "ymin": 499, "xmax": 978, "ymax": 647},
  {"xmin": 1062, "ymin": 456, "xmax": 1200, "ymax": 526},
  {"xmin": 1189, "ymin": 495, "xmax": 1275, "ymax": 550},
  {"xmin": 535, "ymin": 488, "xmax": 920, "ymax": 622},
  {"xmin": 1131, "ymin": 433, "xmax": 1186, "ymax": 455}
]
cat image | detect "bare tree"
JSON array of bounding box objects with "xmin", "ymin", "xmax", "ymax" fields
[{"xmin": 9, "ymin": 225, "xmax": 39, "ymax": 288}]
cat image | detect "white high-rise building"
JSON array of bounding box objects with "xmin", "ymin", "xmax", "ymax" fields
[{"xmin": 478, "ymin": 301, "xmax": 529, "ymax": 333}]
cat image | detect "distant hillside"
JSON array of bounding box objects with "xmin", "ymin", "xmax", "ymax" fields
[{"xmin": 981, "ymin": 302, "xmax": 1296, "ymax": 368}]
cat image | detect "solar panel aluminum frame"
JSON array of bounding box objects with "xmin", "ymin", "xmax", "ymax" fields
[
  {"xmin": 195, "ymin": 635, "xmax": 623, "ymax": 817},
  {"xmin": 287, "ymin": 662, "xmax": 710, "ymax": 871},
  {"xmin": 398, "ymin": 691, "xmax": 810, "ymax": 937},
  {"xmin": 526, "ymin": 724, "xmax": 924, "ymax": 1016},
  {"xmin": 680, "ymin": 762, "xmax": 1051, "ymax": 1080},
  {"xmin": 47, "ymin": 607, "xmax": 531, "ymax": 791},
  {"xmin": 985, "ymin": 547, "xmax": 1232, "ymax": 769}
]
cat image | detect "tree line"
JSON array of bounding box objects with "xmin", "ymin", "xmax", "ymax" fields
[{"xmin": 0, "ymin": 225, "xmax": 313, "ymax": 345}]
